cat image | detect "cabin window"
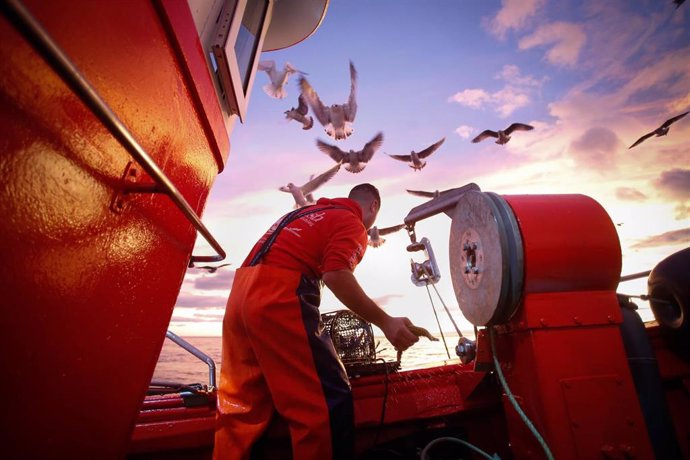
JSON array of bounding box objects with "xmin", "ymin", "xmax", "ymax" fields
[
  {"xmin": 235, "ymin": 0, "xmax": 267, "ymax": 92},
  {"xmin": 189, "ymin": 0, "xmax": 273, "ymax": 123}
]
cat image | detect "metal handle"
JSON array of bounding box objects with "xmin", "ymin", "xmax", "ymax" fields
[
  {"xmin": 404, "ymin": 183, "xmax": 481, "ymax": 226},
  {"xmin": 166, "ymin": 330, "xmax": 217, "ymax": 389},
  {"xmin": 3, "ymin": 0, "xmax": 226, "ymax": 264}
]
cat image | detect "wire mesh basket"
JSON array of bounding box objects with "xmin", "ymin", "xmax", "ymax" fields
[{"xmin": 322, "ymin": 310, "xmax": 399, "ymax": 377}]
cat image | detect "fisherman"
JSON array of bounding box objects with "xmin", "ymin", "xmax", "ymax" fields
[{"xmin": 214, "ymin": 183, "xmax": 424, "ymax": 460}]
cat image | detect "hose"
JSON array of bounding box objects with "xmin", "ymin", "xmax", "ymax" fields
[
  {"xmin": 489, "ymin": 327, "xmax": 555, "ymax": 460},
  {"xmin": 421, "ymin": 436, "xmax": 500, "ymax": 460}
]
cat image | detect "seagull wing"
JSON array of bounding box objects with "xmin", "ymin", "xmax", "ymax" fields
[
  {"xmin": 358, "ymin": 131, "xmax": 384, "ymax": 162},
  {"xmin": 471, "ymin": 130, "xmax": 498, "ymax": 143},
  {"xmin": 505, "ymin": 123, "xmax": 534, "ymax": 135},
  {"xmin": 628, "ymin": 131, "xmax": 655, "ymax": 149},
  {"xmin": 343, "ymin": 60, "xmax": 358, "ymax": 122},
  {"xmin": 416, "ymin": 137, "xmax": 446, "ymax": 159},
  {"xmin": 296, "ymin": 93, "xmax": 309, "ymax": 115},
  {"xmin": 661, "ymin": 111, "xmax": 689, "ymax": 128},
  {"xmin": 257, "ymin": 60, "xmax": 275, "ymax": 73},
  {"xmin": 386, "ymin": 153, "xmax": 412, "ymax": 162},
  {"xmin": 377, "ymin": 224, "xmax": 406, "ymax": 235},
  {"xmin": 406, "ymin": 189, "xmax": 436, "ymax": 197},
  {"xmin": 316, "ymin": 139, "xmax": 346, "ymax": 163},
  {"xmin": 299, "ymin": 77, "xmax": 330, "ymax": 126},
  {"xmin": 301, "ymin": 163, "xmax": 341, "ymax": 195}
]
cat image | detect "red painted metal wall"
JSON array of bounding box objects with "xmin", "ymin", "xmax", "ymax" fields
[
  {"xmin": 0, "ymin": 1, "xmax": 227, "ymax": 458},
  {"xmin": 493, "ymin": 195, "xmax": 655, "ymax": 459}
]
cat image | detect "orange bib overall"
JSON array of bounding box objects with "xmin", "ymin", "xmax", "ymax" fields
[{"xmin": 214, "ymin": 206, "xmax": 354, "ymax": 460}]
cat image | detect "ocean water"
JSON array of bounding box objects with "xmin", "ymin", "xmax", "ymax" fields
[{"xmin": 151, "ymin": 332, "xmax": 473, "ymax": 385}]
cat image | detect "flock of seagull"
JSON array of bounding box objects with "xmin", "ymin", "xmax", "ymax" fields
[{"xmin": 257, "ymin": 59, "xmax": 688, "ymax": 248}]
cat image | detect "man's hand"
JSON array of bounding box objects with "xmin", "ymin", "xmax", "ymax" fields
[{"xmin": 380, "ymin": 317, "xmax": 420, "ymax": 351}]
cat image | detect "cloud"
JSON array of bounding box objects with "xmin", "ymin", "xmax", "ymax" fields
[
  {"xmin": 654, "ymin": 168, "xmax": 690, "ymax": 201},
  {"xmin": 449, "ymin": 89, "xmax": 490, "ymax": 108},
  {"xmin": 194, "ymin": 270, "xmax": 235, "ymax": 290},
  {"xmin": 449, "ymin": 65, "xmax": 545, "ymax": 117},
  {"xmin": 454, "ymin": 125, "xmax": 474, "ymax": 139},
  {"xmin": 485, "ymin": 0, "xmax": 545, "ymax": 40},
  {"xmin": 175, "ymin": 293, "xmax": 228, "ymax": 308},
  {"xmin": 519, "ymin": 22, "xmax": 586, "ymax": 67},
  {"xmin": 373, "ymin": 293, "xmax": 404, "ymax": 307},
  {"xmin": 569, "ymin": 126, "xmax": 623, "ymax": 170},
  {"xmin": 631, "ymin": 227, "xmax": 690, "ymax": 249},
  {"xmin": 616, "ymin": 187, "xmax": 648, "ymax": 202},
  {"xmin": 654, "ymin": 168, "xmax": 690, "ymax": 219},
  {"xmin": 170, "ymin": 307, "xmax": 224, "ymax": 323},
  {"xmin": 492, "ymin": 86, "xmax": 531, "ymax": 117}
]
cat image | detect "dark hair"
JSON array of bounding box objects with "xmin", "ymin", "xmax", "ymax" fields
[{"xmin": 348, "ymin": 183, "xmax": 381, "ymax": 206}]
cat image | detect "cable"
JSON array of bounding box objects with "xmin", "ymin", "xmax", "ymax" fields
[
  {"xmin": 424, "ymin": 283, "xmax": 451, "ymax": 359},
  {"xmin": 489, "ymin": 327, "xmax": 555, "ymax": 460},
  {"xmin": 421, "ymin": 436, "xmax": 499, "ymax": 460},
  {"xmin": 372, "ymin": 357, "xmax": 390, "ymax": 447},
  {"xmin": 421, "ymin": 266, "xmax": 464, "ymax": 336}
]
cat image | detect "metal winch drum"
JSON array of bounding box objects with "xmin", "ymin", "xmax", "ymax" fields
[{"xmin": 449, "ymin": 190, "xmax": 622, "ymax": 326}]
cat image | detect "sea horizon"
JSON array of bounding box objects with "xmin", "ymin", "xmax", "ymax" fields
[{"xmin": 152, "ymin": 332, "xmax": 475, "ymax": 385}]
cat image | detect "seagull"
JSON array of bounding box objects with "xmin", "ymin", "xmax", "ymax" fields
[
  {"xmin": 368, "ymin": 224, "xmax": 406, "ymax": 248},
  {"xmin": 299, "ymin": 60, "xmax": 357, "ymax": 140},
  {"xmin": 193, "ymin": 263, "xmax": 231, "ymax": 273},
  {"xmin": 257, "ymin": 60, "xmax": 305, "ymax": 99},
  {"xmin": 628, "ymin": 111, "xmax": 689, "ymax": 149},
  {"xmin": 471, "ymin": 123, "xmax": 534, "ymax": 145},
  {"xmin": 673, "ymin": 0, "xmax": 685, "ymax": 9},
  {"xmin": 386, "ymin": 137, "xmax": 445, "ymax": 171},
  {"xmin": 316, "ymin": 131, "xmax": 384, "ymax": 173},
  {"xmin": 279, "ymin": 163, "xmax": 341, "ymax": 208},
  {"xmin": 284, "ymin": 93, "xmax": 313, "ymax": 130}
]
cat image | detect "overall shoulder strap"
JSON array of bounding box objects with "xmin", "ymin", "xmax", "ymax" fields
[{"xmin": 247, "ymin": 205, "xmax": 347, "ymax": 267}]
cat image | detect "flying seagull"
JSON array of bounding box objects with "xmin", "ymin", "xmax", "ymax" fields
[
  {"xmin": 299, "ymin": 60, "xmax": 357, "ymax": 140},
  {"xmin": 368, "ymin": 224, "xmax": 406, "ymax": 248},
  {"xmin": 386, "ymin": 137, "xmax": 445, "ymax": 171},
  {"xmin": 284, "ymin": 93, "xmax": 313, "ymax": 130},
  {"xmin": 279, "ymin": 163, "xmax": 341, "ymax": 208},
  {"xmin": 193, "ymin": 263, "xmax": 231, "ymax": 273},
  {"xmin": 257, "ymin": 60, "xmax": 305, "ymax": 99},
  {"xmin": 472, "ymin": 123, "xmax": 534, "ymax": 145},
  {"xmin": 316, "ymin": 131, "xmax": 384, "ymax": 173},
  {"xmin": 628, "ymin": 111, "xmax": 689, "ymax": 149}
]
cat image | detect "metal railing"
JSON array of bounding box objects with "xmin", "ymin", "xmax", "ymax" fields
[
  {"xmin": 166, "ymin": 330, "xmax": 217, "ymax": 389},
  {"xmin": 3, "ymin": 0, "xmax": 226, "ymax": 263}
]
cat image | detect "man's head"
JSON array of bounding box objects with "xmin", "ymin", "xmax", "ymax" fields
[{"xmin": 349, "ymin": 183, "xmax": 380, "ymax": 230}]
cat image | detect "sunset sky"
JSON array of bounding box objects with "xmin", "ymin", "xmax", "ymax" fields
[{"xmin": 171, "ymin": 0, "xmax": 690, "ymax": 338}]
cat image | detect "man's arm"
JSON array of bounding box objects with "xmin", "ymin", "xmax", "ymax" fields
[{"xmin": 322, "ymin": 269, "xmax": 419, "ymax": 351}]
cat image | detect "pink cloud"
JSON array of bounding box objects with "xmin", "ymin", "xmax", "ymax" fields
[
  {"xmin": 654, "ymin": 168, "xmax": 690, "ymax": 201},
  {"xmin": 448, "ymin": 89, "xmax": 490, "ymax": 108},
  {"xmin": 171, "ymin": 307, "xmax": 224, "ymax": 323},
  {"xmin": 569, "ymin": 126, "xmax": 623, "ymax": 170},
  {"xmin": 449, "ymin": 65, "xmax": 544, "ymax": 117},
  {"xmin": 193, "ymin": 270, "xmax": 235, "ymax": 290},
  {"xmin": 175, "ymin": 294, "xmax": 228, "ymax": 308},
  {"xmin": 454, "ymin": 125, "xmax": 474, "ymax": 139},
  {"xmin": 519, "ymin": 22, "xmax": 586, "ymax": 67},
  {"xmin": 631, "ymin": 227, "xmax": 690, "ymax": 249},
  {"xmin": 485, "ymin": 0, "xmax": 545, "ymax": 40},
  {"xmin": 654, "ymin": 168, "xmax": 690, "ymax": 219},
  {"xmin": 615, "ymin": 187, "xmax": 648, "ymax": 202}
]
